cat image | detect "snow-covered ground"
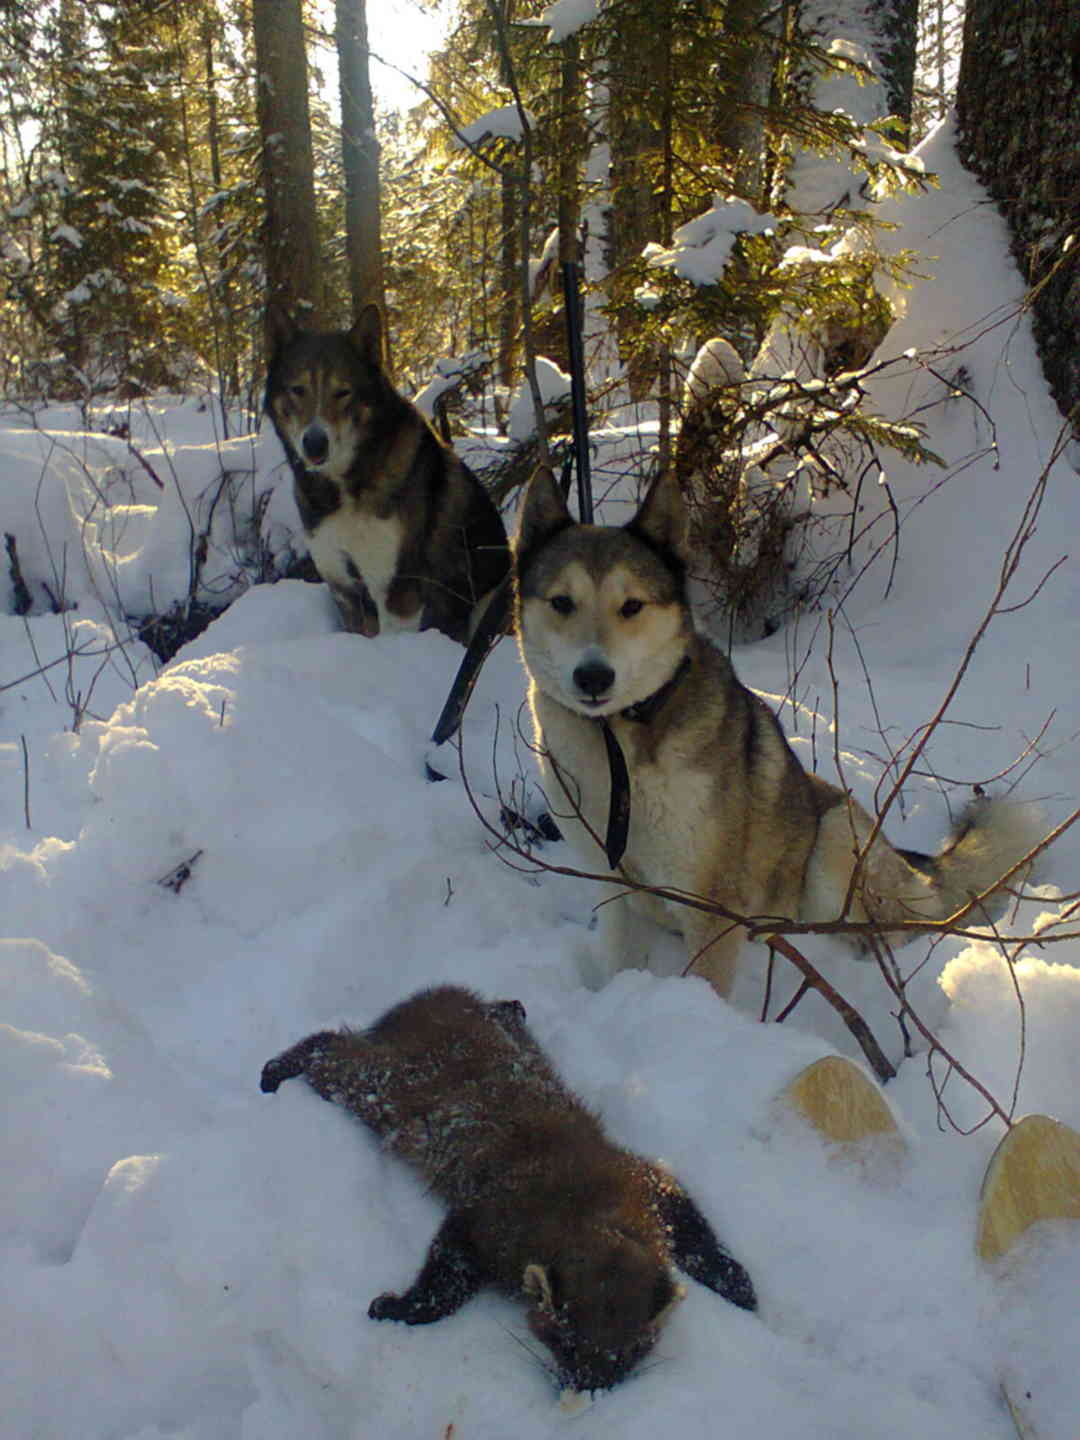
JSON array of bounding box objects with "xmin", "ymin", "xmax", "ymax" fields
[{"xmin": 2, "ymin": 121, "xmax": 1079, "ymax": 1439}]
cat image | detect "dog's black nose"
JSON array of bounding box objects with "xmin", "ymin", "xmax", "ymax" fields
[
  {"xmin": 302, "ymin": 423, "xmax": 329, "ymax": 464},
  {"xmin": 573, "ymin": 658, "xmax": 615, "ymax": 700}
]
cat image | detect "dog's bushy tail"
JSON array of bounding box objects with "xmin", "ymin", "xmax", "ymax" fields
[{"xmin": 923, "ymin": 796, "xmax": 1045, "ymax": 926}]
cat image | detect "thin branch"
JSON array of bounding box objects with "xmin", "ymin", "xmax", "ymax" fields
[
  {"xmin": 839, "ymin": 447, "xmax": 1069, "ymax": 920},
  {"xmin": 767, "ymin": 936, "xmax": 896, "ymax": 1081},
  {"xmin": 869, "ymin": 938, "xmax": 1012, "ymax": 1130},
  {"xmin": 20, "ymin": 735, "xmax": 31, "ymax": 829}
]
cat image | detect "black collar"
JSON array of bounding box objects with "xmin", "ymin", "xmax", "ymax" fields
[{"xmin": 619, "ymin": 655, "xmax": 692, "ymax": 724}]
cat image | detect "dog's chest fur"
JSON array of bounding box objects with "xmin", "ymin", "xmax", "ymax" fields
[
  {"xmin": 531, "ymin": 685, "xmax": 711, "ymax": 920},
  {"xmin": 305, "ymin": 497, "xmax": 418, "ymax": 632}
]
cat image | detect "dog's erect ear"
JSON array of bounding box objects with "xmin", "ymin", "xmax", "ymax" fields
[
  {"xmin": 629, "ymin": 470, "xmax": 689, "ymax": 563},
  {"xmin": 266, "ymin": 302, "xmax": 300, "ymax": 357},
  {"xmin": 515, "ymin": 465, "xmax": 572, "ymax": 557},
  {"xmin": 350, "ymin": 304, "xmax": 384, "ymax": 367}
]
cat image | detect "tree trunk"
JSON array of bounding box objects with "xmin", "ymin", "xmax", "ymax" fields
[
  {"xmin": 497, "ymin": 168, "xmax": 519, "ymax": 406},
  {"xmin": 606, "ymin": 0, "xmax": 670, "ymax": 399},
  {"xmin": 556, "ymin": 34, "xmax": 584, "ymax": 273},
  {"xmin": 54, "ymin": 0, "xmax": 87, "ymax": 375},
  {"xmin": 527, "ymin": 31, "xmax": 586, "ymax": 374},
  {"xmin": 251, "ymin": 0, "xmax": 322, "ymax": 332},
  {"xmin": 956, "ymin": 0, "xmax": 1080, "ymax": 432},
  {"xmin": 876, "ymin": 0, "xmax": 918, "ymax": 136},
  {"xmin": 491, "ymin": 0, "xmax": 520, "ymax": 408},
  {"xmin": 712, "ymin": 0, "xmax": 773, "ymax": 203},
  {"xmin": 201, "ymin": 7, "xmax": 241, "ymax": 399},
  {"xmin": 335, "ymin": 0, "xmax": 386, "ymax": 331}
]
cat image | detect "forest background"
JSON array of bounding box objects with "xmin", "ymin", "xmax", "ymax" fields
[{"xmin": 1, "ymin": 0, "xmax": 1074, "ymax": 455}]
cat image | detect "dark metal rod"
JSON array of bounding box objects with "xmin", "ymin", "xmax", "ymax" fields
[{"xmin": 561, "ymin": 260, "xmax": 592, "ymax": 523}]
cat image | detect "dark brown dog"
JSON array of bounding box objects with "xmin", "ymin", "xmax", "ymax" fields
[{"xmin": 265, "ymin": 307, "xmax": 508, "ymax": 644}]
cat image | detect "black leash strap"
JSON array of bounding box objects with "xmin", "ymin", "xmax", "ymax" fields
[
  {"xmin": 599, "ymin": 718, "xmax": 631, "ymax": 869},
  {"xmin": 561, "ymin": 261, "xmax": 592, "ymax": 523},
  {"xmin": 430, "ymin": 264, "xmax": 593, "ymax": 748},
  {"xmin": 430, "ymin": 571, "xmax": 513, "ymax": 745},
  {"xmin": 597, "ymin": 658, "xmax": 692, "ymax": 868}
]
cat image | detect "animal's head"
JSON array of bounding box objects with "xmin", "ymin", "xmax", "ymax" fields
[
  {"xmin": 523, "ymin": 1235, "xmax": 684, "ymax": 1394},
  {"xmin": 265, "ymin": 304, "xmax": 388, "ymax": 479},
  {"xmin": 513, "ymin": 467, "xmax": 692, "ymax": 716}
]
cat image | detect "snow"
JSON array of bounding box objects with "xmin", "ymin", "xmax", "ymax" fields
[
  {"xmin": 783, "ymin": 1, "xmax": 906, "ymax": 215},
  {"xmin": 685, "ymin": 337, "xmax": 746, "ymax": 402},
  {"xmin": 507, "ymin": 356, "xmax": 573, "ymax": 441},
  {"xmin": 456, "ymin": 105, "xmax": 536, "ymax": 149},
  {"xmin": 541, "ymin": 0, "xmax": 600, "ymax": 44},
  {"xmin": 51, "ymin": 224, "xmax": 84, "ymax": 249},
  {"xmin": 412, "ymin": 352, "xmax": 492, "ymax": 420},
  {"xmin": 2, "ymin": 122, "xmax": 1080, "ymax": 1439},
  {"xmin": 645, "ymin": 196, "xmax": 776, "ymax": 287}
]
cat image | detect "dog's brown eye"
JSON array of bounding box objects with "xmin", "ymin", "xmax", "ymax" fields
[
  {"xmin": 550, "ymin": 595, "xmax": 574, "ymax": 616},
  {"xmin": 620, "ymin": 598, "xmax": 644, "ymax": 618},
  {"xmin": 333, "ymin": 387, "xmax": 352, "ymax": 401},
  {"xmin": 289, "ymin": 384, "xmax": 306, "ymax": 399}
]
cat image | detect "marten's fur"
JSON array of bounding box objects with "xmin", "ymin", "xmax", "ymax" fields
[{"xmin": 261, "ymin": 985, "xmax": 755, "ymax": 1393}]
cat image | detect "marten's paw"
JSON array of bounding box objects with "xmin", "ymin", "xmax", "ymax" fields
[
  {"xmin": 260, "ymin": 1031, "xmax": 338, "ymax": 1093},
  {"xmin": 368, "ymin": 1292, "xmax": 409, "ymax": 1322}
]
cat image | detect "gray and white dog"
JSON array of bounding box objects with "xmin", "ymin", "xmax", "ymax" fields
[{"xmin": 513, "ymin": 465, "xmax": 1042, "ymax": 998}]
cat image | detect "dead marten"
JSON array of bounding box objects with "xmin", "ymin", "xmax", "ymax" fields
[{"xmin": 260, "ymin": 984, "xmax": 755, "ymax": 1394}]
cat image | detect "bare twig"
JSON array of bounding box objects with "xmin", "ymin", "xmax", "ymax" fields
[
  {"xmin": 20, "ymin": 735, "xmax": 31, "ymax": 829},
  {"xmin": 1, "ymin": 635, "xmax": 134, "ymax": 695},
  {"xmin": 774, "ymin": 977, "xmax": 813, "ymax": 1023},
  {"xmin": 124, "ymin": 439, "xmax": 165, "ymax": 491},
  {"xmin": 767, "ymin": 936, "xmax": 896, "ymax": 1081},
  {"xmin": 840, "ymin": 444, "xmax": 1070, "ymax": 920},
  {"xmin": 868, "ymin": 937, "xmax": 1012, "ymax": 1131},
  {"xmin": 454, "ymin": 695, "xmax": 1080, "ymax": 1140},
  {"xmin": 157, "ymin": 850, "xmax": 204, "ymax": 895}
]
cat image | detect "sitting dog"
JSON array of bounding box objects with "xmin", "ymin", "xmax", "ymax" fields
[
  {"xmin": 513, "ymin": 464, "xmax": 1042, "ymax": 998},
  {"xmin": 265, "ymin": 305, "xmax": 508, "ymax": 644}
]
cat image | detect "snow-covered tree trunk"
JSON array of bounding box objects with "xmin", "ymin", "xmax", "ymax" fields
[{"xmin": 956, "ymin": 0, "xmax": 1079, "ymax": 433}]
